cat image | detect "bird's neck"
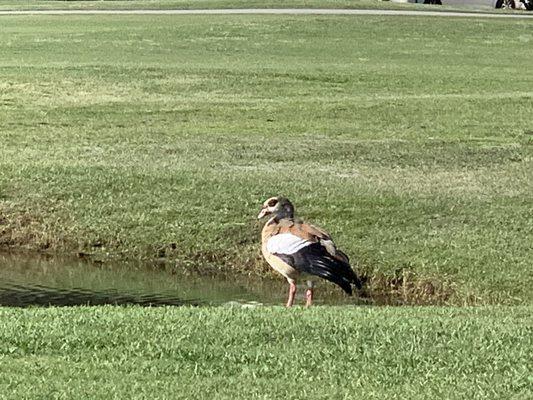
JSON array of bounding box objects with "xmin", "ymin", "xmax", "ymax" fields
[{"xmin": 273, "ymin": 210, "xmax": 294, "ymax": 220}]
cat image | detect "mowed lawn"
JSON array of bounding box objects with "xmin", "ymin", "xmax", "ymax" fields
[
  {"xmin": 0, "ymin": 0, "xmax": 499, "ymax": 11},
  {"xmin": 0, "ymin": 306, "xmax": 531, "ymax": 399},
  {"xmin": 0, "ymin": 14, "xmax": 532, "ymax": 303}
]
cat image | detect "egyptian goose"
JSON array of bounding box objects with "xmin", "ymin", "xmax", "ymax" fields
[{"xmin": 258, "ymin": 196, "xmax": 362, "ymax": 307}]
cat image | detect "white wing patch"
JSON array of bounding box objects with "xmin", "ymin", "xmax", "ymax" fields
[{"xmin": 266, "ymin": 233, "xmax": 312, "ymax": 255}]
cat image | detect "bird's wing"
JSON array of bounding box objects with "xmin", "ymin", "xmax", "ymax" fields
[
  {"xmin": 266, "ymin": 228, "xmax": 361, "ymax": 295},
  {"xmin": 277, "ymin": 221, "xmax": 350, "ymax": 264}
]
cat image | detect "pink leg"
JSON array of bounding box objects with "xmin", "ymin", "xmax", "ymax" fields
[
  {"xmin": 305, "ymin": 288, "xmax": 314, "ymax": 307},
  {"xmin": 286, "ymin": 281, "xmax": 297, "ymax": 307}
]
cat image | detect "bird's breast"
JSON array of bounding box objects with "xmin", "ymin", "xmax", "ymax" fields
[{"xmin": 262, "ymin": 248, "xmax": 299, "ymax": 282}]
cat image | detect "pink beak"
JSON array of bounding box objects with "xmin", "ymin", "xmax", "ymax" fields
[{"xmin": 257, "ymin": 208, "xmax": 269, "ymax": 219}]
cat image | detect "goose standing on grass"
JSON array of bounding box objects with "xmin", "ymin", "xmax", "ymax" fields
[{"xmin": 258, "ymin": 196, "xmax": 362, "ymax": 307}]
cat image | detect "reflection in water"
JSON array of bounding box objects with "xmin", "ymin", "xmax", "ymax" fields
[
  {"xmin": 0, "ymin": 253, "xmax": 369, "ymax": 307},
  {"xmin": 0, "ymin": 282, "xmax": 202, "ymax": 307},
  {"xmin": 0, "ymin": 253, "xmax": 285, "ymax": 307}
]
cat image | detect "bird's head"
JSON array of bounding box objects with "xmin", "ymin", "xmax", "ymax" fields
[{"xmin": 257, "ymin": 196, "xmax": 294, "ymax": 220}]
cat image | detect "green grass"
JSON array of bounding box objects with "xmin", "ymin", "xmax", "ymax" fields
[
  {"xmin": 0, "ymin": 0, "xmax": 501, "ymax": 12},
  {"xmin": 0, "ymin": 14, "xmax": 532, "ymax": 303},
  {"xmin": 0, "ymin": 306, "xmax": 531, "ymax": 399}
]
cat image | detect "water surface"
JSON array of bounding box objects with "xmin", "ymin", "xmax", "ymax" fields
[{"xmin": 0, "ymin": 253, "xmax": 366, "ymax": 307}]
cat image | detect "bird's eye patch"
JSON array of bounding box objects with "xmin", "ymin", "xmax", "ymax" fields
[{"xmin": 267, "ymin": 199, "xmax": 278, "ymax": 207}]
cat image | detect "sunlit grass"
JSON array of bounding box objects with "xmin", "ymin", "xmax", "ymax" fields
[
  {"xmin": 0, "ymin": 306, "xmax": 531, "ymax": 399},
  {"xmin": 0, "ymin": 0, "xmax": 500, "ymax": 12}
]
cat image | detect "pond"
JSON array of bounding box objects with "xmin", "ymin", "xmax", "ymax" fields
[{"xmin": 0, "ymin": 253, "xmax": 370, "ymax": 307}]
